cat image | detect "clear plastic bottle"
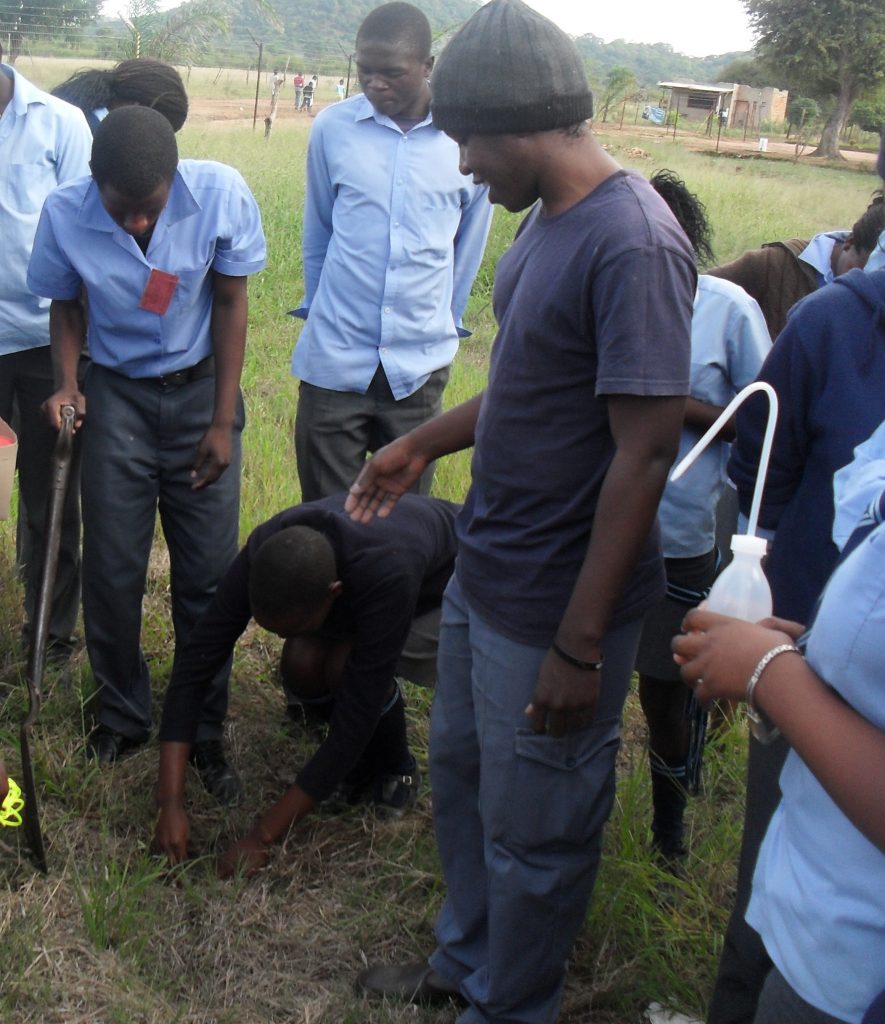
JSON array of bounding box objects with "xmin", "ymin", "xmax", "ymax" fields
[{"xmin": 705, "ymin": 534, "xmax": 772, "ymax": 621}]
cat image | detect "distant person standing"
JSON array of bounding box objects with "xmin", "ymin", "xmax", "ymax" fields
[
  {"xmin": 290, "ymin": 2, "xmax": 492, "ymax": 501},
  {"xmin": 0, "ymin": 44, "xmax": 92, "ymax": 663},
  {"xmin": 293, "ymin": 71, "xmax": 305, "ymax": 110},
  {"xmin": 336, "ymin": 77, "xmax": 346, "ymax": 101},
  {"xmin": 302, "ymin": 74, "xmax": 318, "ymax": 113},
  {"xmin": 270, "ymin": 68, "xmax": 284, "ymax": 101}
]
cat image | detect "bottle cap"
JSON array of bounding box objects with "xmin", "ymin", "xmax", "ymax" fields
[{"xmin": 730, "ymin": 534, "xmax": 768, "ymax": 556}]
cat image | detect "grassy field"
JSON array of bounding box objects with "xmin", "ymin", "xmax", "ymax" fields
[{"xmin": 0, "ymin": 73, "xmax": 880, "ymax": 1024}]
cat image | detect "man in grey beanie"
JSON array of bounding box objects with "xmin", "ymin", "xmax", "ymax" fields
[{"xmin": 348, "ymin": 1, "xmax": 696, "ymax": 1020}]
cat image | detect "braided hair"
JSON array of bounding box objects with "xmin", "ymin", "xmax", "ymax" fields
[
  {"xmin": 52, "ymin": 58, "xmax": 188, "ymax": 133},
  {"xmin": 650, "ymin": 169, "xmax": 715, "ymax": 269}
]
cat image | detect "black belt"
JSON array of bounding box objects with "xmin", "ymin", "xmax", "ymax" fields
[{"xmin": 152, "ymin": 355, "xmax": 215, "ymax": 389}]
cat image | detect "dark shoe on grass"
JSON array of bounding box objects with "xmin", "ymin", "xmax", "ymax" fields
[
  {"xmin": 86, "ymin": 725, "xmax": 147, "ymax": 766},
  {"xmin": 370, "ymin": 767, "xmax": 420, "ymax": 818},
  {"xmin": 356, "ymin": 960, "xmax": 465, "ymax": 1007},
  {"xmin": 189, "ymin": 740, "xmax": 243, "ymax": 806}
]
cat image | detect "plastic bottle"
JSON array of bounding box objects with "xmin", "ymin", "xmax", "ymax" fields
[
  {"xmin": 670, "ymin": 381, "xmax": 779, "ymax": 623},
  {"xmin": 704, "ymin": 533, "xmax": 772, "ymax": 621}
]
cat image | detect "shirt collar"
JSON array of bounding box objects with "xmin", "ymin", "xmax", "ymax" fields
[
  {"xmin": 1, "ymin": 65, "xmax": 49, "ymax": 117},
  {"xmin": 79, "ymin": 166, "xmax": 201, "ymax": 235},
  {"xmin": 800, "ymin": 230, "xmax": 848, "ymax": 283},
  {"xmin": 351, "ymin": 91, "xmax": 434, "ymax": 131}
]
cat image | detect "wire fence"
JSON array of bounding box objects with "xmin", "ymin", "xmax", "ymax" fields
[{"xmin": 0, "ymin": 6, "xmax": 357, "ymax": 76}]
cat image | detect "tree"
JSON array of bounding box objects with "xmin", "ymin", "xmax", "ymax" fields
[
  {"xmin": 123, "ymin": 0, "xmax": 232, "ymax": 64},
  {"xmin": 598, "ymin": 65, "xmax": 637, "ymax": 123},
  {"xmin": 743, "ymin": 0, "xmax": 885, "ymax": 159},
  {"xmin": 0, "ymin": 0, "xmax": 101, "ymax": 63}
]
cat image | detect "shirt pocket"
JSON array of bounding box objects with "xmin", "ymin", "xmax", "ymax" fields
[
  {"xmin": 510, "ymin": 717, "xmax": 621, "ymax": 850},
  {"xmin": 6, "ymin": 162, "xmax": 56, "ymax": 214}
]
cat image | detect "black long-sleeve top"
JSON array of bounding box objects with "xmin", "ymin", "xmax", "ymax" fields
[{"xmin": 159, "ymin": 493, "xmax": 458, "ymax": 801}]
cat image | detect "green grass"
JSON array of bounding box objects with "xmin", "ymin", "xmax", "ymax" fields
[{"xmin": 1, "ymin": 65, "xmax": 879, "ymax": 1022}]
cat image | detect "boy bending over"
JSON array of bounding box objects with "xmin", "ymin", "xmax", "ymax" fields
[{"xmin": 153, "ymin": 493, "xmax": 457, "ymax": 876}]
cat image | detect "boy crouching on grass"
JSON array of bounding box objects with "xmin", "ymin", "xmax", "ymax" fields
[{"xmin": 153, "ymin": 492, "xmax": 457, "ymax": 877}]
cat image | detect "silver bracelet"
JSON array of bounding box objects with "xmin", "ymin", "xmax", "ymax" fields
[{"xmin": 745, "ymin": 643, "xmax": 800, "ymax": 745}]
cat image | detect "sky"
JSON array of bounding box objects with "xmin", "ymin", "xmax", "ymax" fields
[{"xmin": 524, "ymin": 0, "xmax": 757, "ymax": 58}]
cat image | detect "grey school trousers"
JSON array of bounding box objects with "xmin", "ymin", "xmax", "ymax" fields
[
  {"xmin": 294, "ymin": 363, "xmax": 449, "ymax": 501},
  {"xmin": 80, "ymin": 364, "xmax": 242, "ymax": 741}
]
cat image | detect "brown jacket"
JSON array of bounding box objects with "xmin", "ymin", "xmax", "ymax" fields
[{"xmin": 706, "ymin": 238, "xmax": 818, "ymax": 340}]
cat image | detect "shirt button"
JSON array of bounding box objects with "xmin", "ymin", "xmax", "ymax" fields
[
  {"xmin": 393, "ymin": 222, "xmax": 400, "ymax": 228},
  {"xmin": 384, "ymin": 307, "xmax": 391, "ymax": 314}
]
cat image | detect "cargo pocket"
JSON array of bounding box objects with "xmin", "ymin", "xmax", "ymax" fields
[{"xmin": 511, "ymin": 717, "xmax": 621, "ymax": 850}]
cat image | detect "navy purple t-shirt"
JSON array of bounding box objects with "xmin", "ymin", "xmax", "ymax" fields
[{"xmin": 456, "ymin": 170, "xmax": 695, "ymax": 645}]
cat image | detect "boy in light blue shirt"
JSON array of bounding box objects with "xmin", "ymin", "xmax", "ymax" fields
[
  {"xmin": 28, "ymin": 107, "xmax": 266, "ymax": 797},
  {"xmin": 0, "ymin": 52, "xmax": 92, "ymax": 660},
  {"xmin": 290, "ymin": 2, "xmax": 491, "ymax": 502}
]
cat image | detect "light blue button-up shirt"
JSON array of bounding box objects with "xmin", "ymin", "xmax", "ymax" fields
[
  {"xmin": 27, "ymin": 160, "xmax": 266, "ymax": 378},
  {"xmin": 799, "ymin": 229, "xmax": 848, "ymax": 286},
  {"xmin": 747, "ymin": 472, "xmax": 885, "ymax": 1021},
  {"xmin": 291, "ymin": 93, "xmax": 493, "ymax": 400},
  {"xmin": 865, "ymin": 232, "xmax": 885, "ymax": 274},
  {"xmin": 0, "ymin": 65, "xmax": 92, "ymax": 355},
  {"xmin": 660, "ymin": 275, "xmax": 771, "ymax": 557}
]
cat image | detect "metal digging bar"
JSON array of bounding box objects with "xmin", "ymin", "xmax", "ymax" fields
[{"xmin": 19, "ymin": 404, "xmax": 76, "ymax": 873}]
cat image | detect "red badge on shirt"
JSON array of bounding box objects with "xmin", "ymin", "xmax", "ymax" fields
[{"xmin": 138, "ymin": 269, "xmax": 180, "ymax": 315}]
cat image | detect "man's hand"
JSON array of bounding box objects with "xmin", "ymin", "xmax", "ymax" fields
[
  {"xmin": 42, "ymin": 388, "xmax": 85, "ymax": 431},
  {"xmin": 191, "ymin": 424, "xmax": 233, "ymax": 490},
  {"xmin": 152, "ymin": 802, "xmax": 191, "ymax": 864},
  {"xmin": 217, "ymin": 830, "xmax": 271, "ymax": 879},
  {"xmin": 345, "ymin": 436, "xmax": 429, "ymax": 523},
  {"xmin": 525, "ymin": 649, "xmax": 600, "ymax": 737}
]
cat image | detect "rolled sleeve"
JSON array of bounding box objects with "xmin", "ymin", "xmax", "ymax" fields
[{"xmin": 211, "ymin": 170, "xmax": 267, "ymax": 277}]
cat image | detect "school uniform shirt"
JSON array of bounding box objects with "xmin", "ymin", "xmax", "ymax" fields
[
  {"xmin": 866, "ymin": 230, "xmax": 885, "ymax": 274},
  {"xmin": 0, "ymin": 65, "xmax": 92, "ymax": 353},
  {"xmin": 659, "ymin": 275, "xmax": 771, "ymax": 558},
  {"xmin": 291, "ymin": 93, "xmax": 492, "ymax": 400},
  {"xmin": 746, "ymin": 478, "xmax": 885, "ymax": 1022},
  {"xmin": 26, "ymin": 160, "xmax": 266, "ymax": 377},
  {"xmin": 798, "ymin": 229, "xmax": 848, "ymax": 286}
]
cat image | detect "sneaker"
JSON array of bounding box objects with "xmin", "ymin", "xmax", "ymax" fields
[
  {"xmin": 189, "ymin": 740, "xmax": 243, "ymax": 806},
  {"xmin": 370, "ymin": 767, "xmax": 420, "ymax": 818}
]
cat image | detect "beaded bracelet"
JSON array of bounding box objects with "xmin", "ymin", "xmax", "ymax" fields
[
  {"xmin": 745, "ymin": 643, "xmax": 800, "ymax": 745},
  {"xmin": 551, "ymin": 640, "xmax": 604, "ymax": 672}
]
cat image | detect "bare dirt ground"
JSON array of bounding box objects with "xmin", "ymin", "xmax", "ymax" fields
[{"xmin": 187, "ymin": 94, "xmax": 332, "ymax": 127}]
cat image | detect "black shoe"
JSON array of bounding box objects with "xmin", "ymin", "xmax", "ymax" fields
[
  {"xmin": 86, "ymin": 725, "xmax": 147, "ymax": 765},
  {"xmin": 356, "ymin": 960, "xmax": 465, "ymax": 1007},
  {"xmin": 370, "ymin": 767, "xmax": 420, "ymax": 818},
  {"xmin": 189, "ymin": 740, "xmax": 242, "ymax": 806}
]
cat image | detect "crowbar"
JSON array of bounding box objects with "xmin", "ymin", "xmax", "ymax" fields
[{"xmin": 19, "ymin": 404, "xmax": 76, "ymax": 872}]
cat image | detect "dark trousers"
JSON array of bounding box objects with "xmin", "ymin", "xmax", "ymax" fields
[
  {"xmin": 80, "ymin": 364, "xmax": 243, "ymax": 741},
  {"xmin": 294, "ymin": 364, "xmax": 449, "ymax": 502},
  {"xmin": 0, "ymin": 345, "xmax": 82, "ymax": 642},
  {"xmin": 708, "ymin": 733, "xmax": 790, "ymax": 1024}
]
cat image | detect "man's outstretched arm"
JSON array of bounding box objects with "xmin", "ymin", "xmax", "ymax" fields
[{"xmin": 346, "ymin": 392, "xmax": 484, "ymax": 522}]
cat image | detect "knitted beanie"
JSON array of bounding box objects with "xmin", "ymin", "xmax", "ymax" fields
[{"xmin": 431, "ymin": 0, "xmax": 593, "ymax": 135}]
